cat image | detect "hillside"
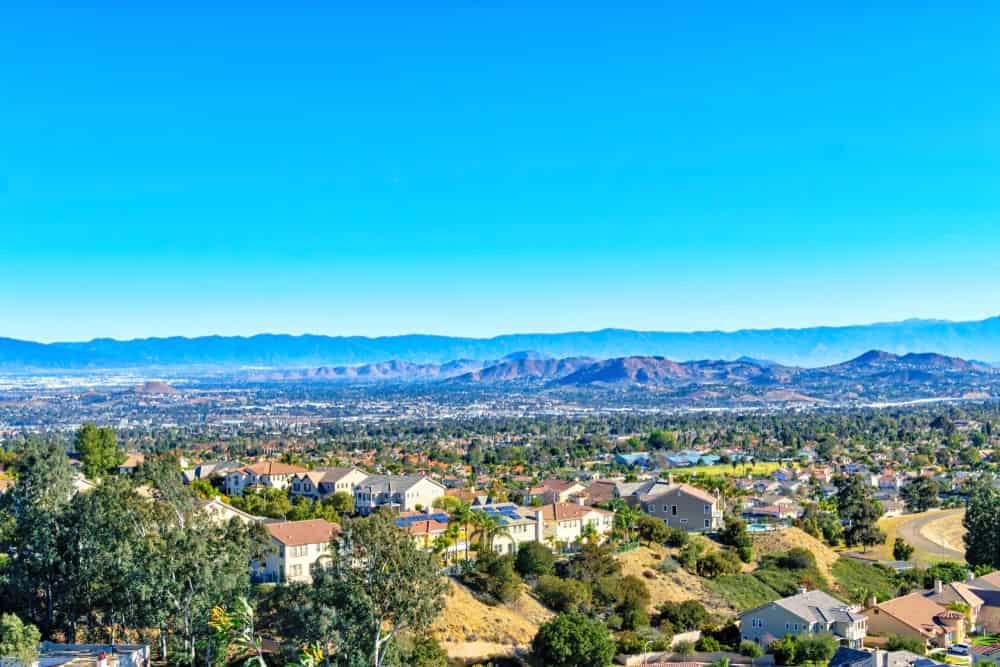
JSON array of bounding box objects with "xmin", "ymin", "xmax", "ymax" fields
[
  {"xmin": 429, "ymin": 579, "xmax": 552, "ymax": 660},
  {"xmin": 6, "ymin": 314, "xmax": 1000, "ymax": 369}
]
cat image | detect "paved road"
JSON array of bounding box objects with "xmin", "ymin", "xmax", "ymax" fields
[{"xmin": 896, "ymin": 509, "xmax": 966, "ymax": 561}]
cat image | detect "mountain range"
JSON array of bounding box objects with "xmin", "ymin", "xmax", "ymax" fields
[
  {"xmin": 4, "ymin": 315, "xmax": 1000, "ymax": 370},
  {"xmin": 235, "ymin": 349, "xmax": 1000, "ymax": 404}
]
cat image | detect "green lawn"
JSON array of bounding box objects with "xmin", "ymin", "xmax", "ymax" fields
[{"xmin": 708, "ymin": 574, "xmax": 782, "ymax": 610}]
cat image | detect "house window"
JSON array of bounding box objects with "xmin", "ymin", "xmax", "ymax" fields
[
  {"xmin": 671, "ymin": 505, "xmax": 677, "ymax": 516},
  {"xmin": 704, "ymin": 504, "xmax": 711, "ymax": 514},
  {"xmin": 705, "ymin": 519, "xmax": 710, "ymax": 528}
]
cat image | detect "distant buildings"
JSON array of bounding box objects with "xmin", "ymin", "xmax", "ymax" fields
[{"xmin": 224, "ymin": 461, "xmax": 308, "ymax": 496}]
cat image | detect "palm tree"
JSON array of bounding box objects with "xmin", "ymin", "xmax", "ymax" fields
[
  {"xmin": 470, "ymin": 511, "xmax": 512, "ymax": 554},
  {"xmin": 449, "ymin": 502, "xmax": 474, "ymax": 562},
  {"xmin": 613, "ymin": 501, "xmax": 640, "ymax": 544},
  {"xmin": 580, "ymin": 522, "xmax": 599, "ymax": 546}
]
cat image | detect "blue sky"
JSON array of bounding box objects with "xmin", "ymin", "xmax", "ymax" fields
[{"xmin": 1, "ymin": 3, "xmax": 997, "ymax": 342}]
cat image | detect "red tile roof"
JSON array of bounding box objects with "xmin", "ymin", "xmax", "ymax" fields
[{"xmin": 266, "ymin": 519, "xmax": 339, "ymax": 546}]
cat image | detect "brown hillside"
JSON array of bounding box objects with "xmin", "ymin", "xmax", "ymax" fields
[
  {"xmin": 751, "ymin": 527, "xmax": 839, "ymax": 578},
  {"xmin": 617, "ymin": 544, "xmax": 738, "ymax": 617},
  {"xmin": 430, "ymin": 579, "xmax": 552, "ymax": 660}
]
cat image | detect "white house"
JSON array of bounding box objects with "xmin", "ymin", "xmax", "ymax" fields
[
  {"xmin": 252, "ymin": 518, "xmax": 339, "ymax": 584},
  {"xmin": 289, "ymin": 467, "xmax": 369, "ymax": 500},
  {"xmin": 354, "ymin": 475, "xmax": 445, "ymax": 515}
]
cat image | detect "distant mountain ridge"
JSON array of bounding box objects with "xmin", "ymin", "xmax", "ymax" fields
[{"xmin": 4, "ymin": 315, "xmax": 1000, "ymax": 369}]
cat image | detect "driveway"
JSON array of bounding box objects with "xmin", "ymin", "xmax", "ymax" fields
[{"xmin": 895, "ymin": 509, "xmax": 966, "ymax": 562}]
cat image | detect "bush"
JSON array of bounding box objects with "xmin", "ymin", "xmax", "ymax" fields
[
  {"xmin": 638, "ymin": 514, "xmax": 671, "ymax": 544},
  {"xmin": 461, "ymin": 552, "xmax": 522, "ymax": 604},
  {"xmin": 665, "ymin": 527, "xmax": 690, "ymax": 548},
  {"xmin": 656, "ymin": 600, "xmax": 710, "ymax": 632},
  {"xmin": 720, "ymin": 516, "xmax": 752, "ymax": 552},
  {"xmin": 531, "ymin": 612, "xmax": 615, "ymax": 667},
  {"xmin": 695, "ymin": 636, "xmax": 721, "ymax": 652},
  {"xmin": 775, "ymin": 548, "xmax": 816, "ymax": 571},
  {"xmin": 535, "ymin": 575, "xmax": 591, "ymax": 613},
  {"xmin": 697, "ymin": 549, "xmax": 743, "ymax": 579},
  {"xmin": 516, "ymin": 541, "xmax": 556, "ymax": 577},
  {"xmin": 678, "ymin": 539, "xmax": 707, "ymax": 572},
  {"xmin": 886, "ymin": 634, "xmax": 925, "ymax": 655},
  {"xmin": 740, "ymin": 640, "xmax": 765, "ymax": 658},
  {"xmin": 769, "ymin": 632, "xmax": 838, "ymax": 665},
  {"xmin": 893, "ymin": 538, "xmax": 915, "ymax": 562},
  {"xmin": 674, "ymin": 640, "xmax": 695, "ymax": 656}
]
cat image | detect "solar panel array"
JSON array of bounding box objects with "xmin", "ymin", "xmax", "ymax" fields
[
  {"xmin": 481, "ymin": 504, "xmax": 524, "ymax": 525},
  {"xmin": 395, "ymin": 512, "xmax": 450, "ymax": 527}
]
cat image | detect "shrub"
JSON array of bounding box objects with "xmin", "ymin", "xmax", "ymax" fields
[
  {"xmin": 696, "ymin": 549, "xmax": 743, "ymax": 579},
  {"xmin": 656, "ymin": 600, "xmax": 710, "ymax": 632},
  {"xmin": 740, "ymin": 640, "xmax": 765, "ymax": 658},
  {"xmin": 461, "ymin": 552, "xmax": 522, "ymax": 604},
  {"xmin": 678, "ymin": 539, "xmax": 706, "ymax": 572},
  {"xmin": 886, "ymin": 634, "xmax": 925, "ymax": 655},
  {"xmin": 695, "ymin": 636, "xmax": 721, "ymax": 652},
  {"xmin": 893, "ymin": 538, "xmax": 915, "ymax": 562},
  {"xmin": 638, "ymin": 514, "xmax": 671, "ymax": 544},
  {"xmin": 516, "ymin": 541, "xmax": 556, "ymax": 577},
  {"xmin": 674, "ymin": 640, "xmax": 695, "ymax": 657},
  {"xmin": 665, "ymin": 527, "xmax": 690, "ymax": 548},
  {"xmin": 775, "ymin": 548, "xmax": 816, "ymax": 571},
  {"xmin": 531, "ymin": 612, "xmax": 615, "ymax": 667},
  {"xmin": 535, "ymin": 575, "xmax": 590, "ymax": 613}
]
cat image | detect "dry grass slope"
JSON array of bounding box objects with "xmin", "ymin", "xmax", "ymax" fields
[
  {"xmin": 430, "ymin": 579, "xmax": 552, "ymax": 660},
  {"xmin": 751, "ymin": 527, "xmax": 840, "ymax": 578},
  {"xmin": 617, "ymin": 544, "xmax": 738, "ymax": 616}
]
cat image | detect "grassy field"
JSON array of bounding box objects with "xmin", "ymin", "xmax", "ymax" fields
[
  {"xmin": 830, "ymin": 557, "xmax": 896, "ymax": 601},
  {"xmin": 875, "ymin": 509, "xmax": 966, "ymax": 564},
  {"xmin": 673, "ymin": 461, "xmax": 783, "ymax": 477}
]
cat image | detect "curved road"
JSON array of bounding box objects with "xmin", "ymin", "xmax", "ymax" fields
[{"xmin": 895, "ymin": 509, "xmax": 966, "ymax": 561}]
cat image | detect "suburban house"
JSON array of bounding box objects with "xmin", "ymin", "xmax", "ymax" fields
[
  {"xmin": 117, "ymin": 452, "xmax": 145, "ymax": 474},
  {"xmin": 524, "ymin": 479, "xmax": 587, "ymax": 504},
  {"xmin": 527, "ymin": 502, "xmax": 614, "ymax": 548},
  {"xmin": 921, "ymin": 580, "xmax": 984, "ymax": 633},
  {"xmin": 829, "ymin": 648, "xmax": 941, "ymax": 667},
  {"xmin": 966, "ymin": 571, "xmax": 1000, "ymax": 633},
  {"xmin": 638, "ymin": 483, "xmax": 723, "ymax": 531},
  {"xmin": 224, "ymin": 461, "xmax": 308, "ymax": 496},
  {"xmin": 200, "ymin": 497, "xmax": 262, "ymax": 524},
  {"xmin": 740, "ymin": 589, "xmax": 867, "ymax": 648},
  {"xmin": 862, "ymin": 591, "xmax": 965, "ymax": 648},
  {"xmin": 354, "ymin": 474, "xmax": 445, "ymax": 514},
  {"xmin": 182, "ymin": 460, "xmax": 243, "ymax": 484},
  {"xmin": 252, "ymin": 518, "xmax": 339, "ymax": 584},
  {"xmin": 289, "ymin": 467, "xmax": 368, "ymax": 500}
]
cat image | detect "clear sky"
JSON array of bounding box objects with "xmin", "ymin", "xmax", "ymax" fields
[{"xmin": 1, "ymin": 3, "xmax": 997, "ymax": 342}]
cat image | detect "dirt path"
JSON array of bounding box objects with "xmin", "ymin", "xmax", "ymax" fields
[{"xmin": 895, "ymin": 509, "xmax": 966, "ymax": 562}]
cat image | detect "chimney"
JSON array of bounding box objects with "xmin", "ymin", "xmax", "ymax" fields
[
  {"xmin": 867, "ymin": 594, "xmax": 878, "ymax": 609},
  {"xmin": 935, "ymin": 579, "xmax": 943, "ymax": 594}
]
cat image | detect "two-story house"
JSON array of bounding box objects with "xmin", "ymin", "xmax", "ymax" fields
[
  {"xmin": 252, "ymin": 518, "xmax": 339, "ymax": 584},
  {"xmin": 527, "ymin": 502, "xmax": 614, "ymax": 548},
  {"xmin": 523, "ymin": 479, "xmax": 587, "ymax": 505},
  {"xmin": 289, "ymin": 467, "xmax": 369, "ymax": 500},
  {"xmin": 638, "ymin": 483, "xmax": 723, "ymax": 531},
  {"xmin": 354, "ymin": 475, "xmax": 445, "ymax": 515},
  {"xmin": 740, "ymin": 589, "xmax": 867, "ymax": 648},
  {"xmin": 862, "ymin": 591, "xmax": 965, "ymax": 649},
  {"xmin": 224, "ymin": 461, "xmax": 308, "ymax": 496}
]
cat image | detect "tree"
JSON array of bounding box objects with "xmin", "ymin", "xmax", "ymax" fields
[
  {"xmin": 0, "ymin": 614, "xmax": 41, "ymax": 665},
  {"xmin": 740, "ymin": 640, "xmax": 765, "ymax": 658},
  {"xmin": 696, "ymin": 636, "xmax": 721, "ymax": 652},
  {"xmin": 893, "ymin": 538, "xmax": 915, "ymax": 562},
  {"xmin": 515, "ymin": 541, "xmax": 555, "ymax": 577},
  {"xmin": 531, "ymin": 612, "xmax": 615, "ymax": 667},
  {"xmin": 636, "ymin": 515, "xmax": 669, "ymax": 545},
  {"xmin": 647, "ymin": 429, "xmax": 677, "ymax": 450},
  {"xmin": 324, "ymin": 491, "xmax": 355, "ymax": 516},
  {"xmin": 326, "ymin": 511, "xmax": 448, "ymax": 667},
  {"xmin": 696, "ymin": 549, "xmax": 742, "ymax": 579},
  {"xmin": 835, "ymin": 475, "xmax": 885, "ymax": 550},
  {"xmin": 719, "ymin": 516, "xmax": 753, "ymax": 562},
  {"xmin": 2, "ymin": 439, "xmax": 74, "ymax": 633},
  {"xmin": 75, "ymin": 423, "xmax": 125, "ymax": 479},
  {"xmin": 964, "ymin": 481, "xmax": 1000, "ymax": 569},
  {"xmin": 901, "ymin": 478, "xmax": 940, "ymax": 513}
]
